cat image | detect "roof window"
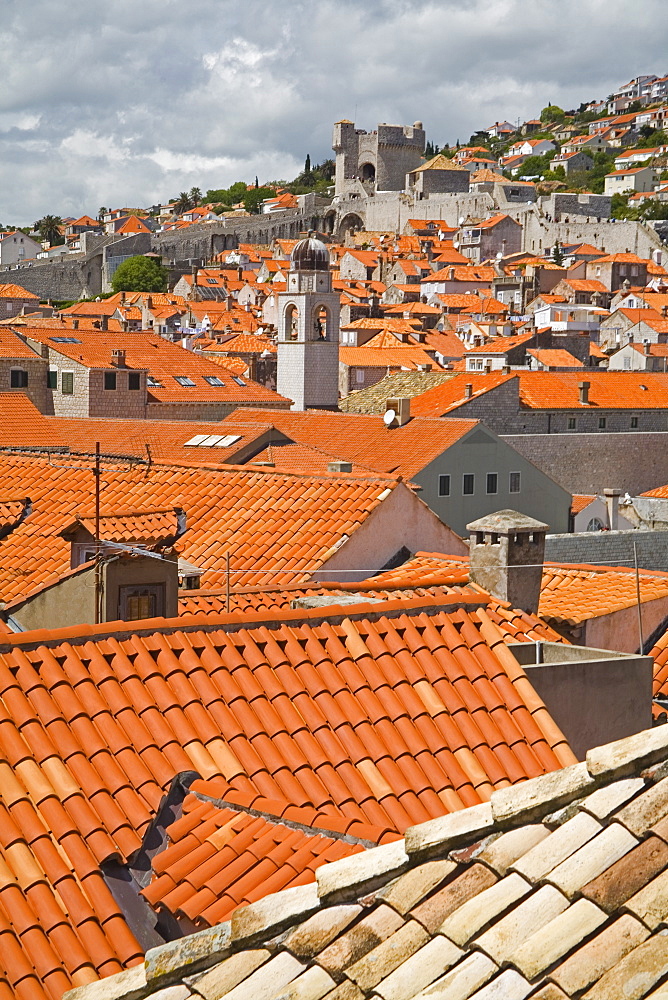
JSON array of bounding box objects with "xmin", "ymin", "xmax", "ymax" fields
[
  {"xmin": 232, "ymin": 376, "xmax": 246, "ymax": 386},
  {"xmin": 183, "ymin": 433, "xmax": 242, "ymax": 448},
  {"xmin": 50, "ymin": 336, "xmax": 82, "ymax": 343},
  {"xmin": 204, "ymin": 375, "xmax": 225, "ymax": 386},
  {"xmin": 147, "ymin": 376, "xmax": 163, "ymax": 387},
  {"xmin": 174, "ymin": 376, "xmax": 196, "ymax": 386}
]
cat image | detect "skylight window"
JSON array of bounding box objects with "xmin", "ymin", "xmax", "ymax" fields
[
  {"xmin": 204, "ymin": 375, "xmax": 225, "ymax": 386},
  {"xmin": 232, "ymin": 376, "xmax": 246, "ymax": 386},
  {"xmin": 206, "ymin": 278, "xmax": 218, "ymax": 284},
  {"xmin": 174, "ymin": 376, "xmax": 196, "ymax": 386},
  {"xmin": 50, "ymin": 336, "xmax": 82, "ymax": 343},
  {"xmin": 183, "ymin": 433, "xmax": 242, "ymax": 448},
  {"xmin": 147, "ymin": 376, "xmax": 163, "ymax": 387}
]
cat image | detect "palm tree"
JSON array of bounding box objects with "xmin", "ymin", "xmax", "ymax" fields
[
  {"xmin": 189, "ymin": 187, "xmax": 202, "ymax": 207},
  {"xmin": 34, "ymin": 215, "xmax": 63, "ymax": 245},
  {"xmin": 174, "ymin": 192, "xmax": 192, "ymax": 214},
  {"xmin": 98, "ymin": 206, "xmax": 108, "ymax": 221}
]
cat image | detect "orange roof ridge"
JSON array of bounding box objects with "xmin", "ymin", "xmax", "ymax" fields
[{"xmin": 0, "ymin": 592, "xmax": 492, "ymax": 652}]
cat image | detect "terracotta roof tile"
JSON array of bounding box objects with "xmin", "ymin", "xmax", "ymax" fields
[{"xmin": 102, "ymin": 726, "xmax": 668, "ymax": 1000}]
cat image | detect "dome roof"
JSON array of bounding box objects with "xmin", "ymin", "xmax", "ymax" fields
[{"xmin": 290, "ymin": 234, "xmax": 329, "ymax": 272}]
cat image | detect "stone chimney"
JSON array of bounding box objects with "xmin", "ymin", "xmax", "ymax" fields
[
  {"xmin": 100, "ymin": 315, "xmax": 108, "ymax": 332},
  {"xmin": 112, "ymin": 348, "xmax": 126, "ymax": 367},
  {"xmin": 644, "ymin": 339, "xmax": 651, "ymax": 356},
  {"xmin": 465, "ymin": 383, "xmax": 474, "ymax": 398},
  {"xmin": 603, "ymin": 488, "xmax": 622, "ymax": 530},
  {"xmin": 72, "ymin": 319, "xmax": 79, "ymax": 330},
  {"xmin": 579, "ymin": 380, "xmax": 590, "ymax": 404},
  {"xmin": 468, "ymin": 510, "xmax": 549, "ymax": 614}
]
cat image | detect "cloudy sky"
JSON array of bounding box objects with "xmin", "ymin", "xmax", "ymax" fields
[{"xmin": 2, "ymin": 0, "xmax": 667, "ymax": 225}]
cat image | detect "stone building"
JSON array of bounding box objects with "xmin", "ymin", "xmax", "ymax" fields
[
  {"xmin": 276, "ymin": 234, "xmax": 340, "ymax": 410},
  {"xmin": 406, "ymin": 155, "xmax": 470, "ymax": 198},
  {"xmin": 332, "ymin": 119, "xmax": 425, "ymax": 196}
]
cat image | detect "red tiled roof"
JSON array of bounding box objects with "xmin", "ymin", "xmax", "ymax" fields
[
  {"xmin": 222, "ymin": 408, "xmax": 477, "ymax": 479},
  {"xmin": 0, "ymin": 454, "xmax": 406, "ymax": 602},
  {"xmin": 0, "ymin": 284, "xmax": 39, "ymax": 300},
  {"xmin": 140, "ymin": 781, "xmax": 390, "ymax": 928},
  {"xmin": 466, "ymin": 333, "xmax": 533, "ymax": 354},
  {"xmin": 527, "ymin": 348, "xmax": 584, "ymax": 368},
  {"xmin": 411, "ymin": 371, "xmax": 668, "ymax": 416},
  {"xmin": 571, "ymin": 494, "xmax": 595, "ymax": 514},
  {"xmin": 339, "ymin": 346, "xmax": 443, "ymax": 370},
  {"xmin": 0, "ymin": 591, "xmax": 577, "ymax": 994}
]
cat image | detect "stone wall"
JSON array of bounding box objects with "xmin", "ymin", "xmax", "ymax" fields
[
  {"xmin": 545, "ymin": 529, "xmax": 668, "ymax": 572},
  {"xmin": 502, "ymin": 431, "xmax": 668, "ymax": 494}
]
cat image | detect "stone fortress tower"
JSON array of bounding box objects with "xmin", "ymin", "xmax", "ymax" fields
[
  {"xmin": 332, "ymin": 120, "xmax": 426, "ymax": 197},
  {"xmin": 276, "ymin": 234, "xmax": 340, "ymax": 411}
]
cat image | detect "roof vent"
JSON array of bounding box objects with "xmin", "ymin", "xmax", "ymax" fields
[{"xmin": 327, "ymin": 460, "xmax": 353, "ymax": 473}]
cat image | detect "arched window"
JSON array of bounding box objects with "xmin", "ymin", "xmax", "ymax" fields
[
  {"xmin": 360, "ymin": 162, "xmax": 376, "ymax": 183},
  {"xmin": 284, "ymin": 303, "xmax": 299, "ymax": 341},
  {"xmin": 313, "ymin": 305, "xmax": 329, "ymax": 340}
]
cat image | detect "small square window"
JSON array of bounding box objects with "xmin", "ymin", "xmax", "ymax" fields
[
  {"xmin": 47, "ymin": 370, "xmax": 57, "ymax": 390},
  {"xmin": 630, "ymin": 415, "xmax": 639, "ymax": 428},
  {"xmin": 10, "ymin": 369, "xmax": 28, "ymax": 388},
  {"xmin": 567, "ymin": 416, "xmax": 577, "ymax": 430},
  {"xmin": 104, "ymin": 372, "xmax": 117, "ymax": 390},
  {"xmin": 438, "ymin": 474, "xmax": 450, "ymax": 497},
  {"xmin": 128, "ymin": 372, "xmax": 141, "ymax": 390},
  {"xmin": 598, "ymin": 416, "xmax": 607, "ymax": 429},
  {"xmin": 509, "ymin": 471, "xmax": 521, "ymax": 493},
  {"xmin": 486, "ymin": 473, "xmax": 498, "ymax": 495},
  {"xmin": 463, "ymin": 474, "xmax": 475, "ymax": 495},
  {"xmin": 61, "ymin": 372, "xmax": 74, "ymax": 394}
]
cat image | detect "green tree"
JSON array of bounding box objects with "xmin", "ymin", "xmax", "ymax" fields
[
  {"xmin": 552, "ymin": 240, "xmax": 564, "ymax": 265},
  {"xmin": 243, "ymin": 186, "xmax": 277, "ymax": 214},
  {"xmin": 112, "ymin": 256, "xmax": 168, "ymax": 293},
  {"xmin": 34, "ymin": 215, "xmax": 64, "ymax": 246},
  {"xmin": 189, "ymin": 187, "xmax": 202, "ymax": 206},
  {"xmin": 174, "ymin": 192, "xmax": 192, "ymax": 214},
  {"xmin": 304, "ymin": 154, "xmax": 311, "ymax": 175},
  {"xmin": 540, "ymin": 104, "xmax": 565, "ymax": 123}
]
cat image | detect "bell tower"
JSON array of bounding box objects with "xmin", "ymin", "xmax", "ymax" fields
[{"xmin": 277, "ymin": 234, "xmax": 339, "ymax": 410}]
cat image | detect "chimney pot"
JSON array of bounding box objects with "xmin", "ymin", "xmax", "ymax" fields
[
  {"xmin": 112, "ymin": 348, "xmax": 126, "ymax": 367},
  {"xmin": 465, "ymin": 383, "xmax": 473, "ymax": 398},
  {"xmin": 72, "ymin": 319, "xmax": 79, "ymax": 330},
  {"xmin": 467, "ymin": 509, "xmax": 549, "ymax": 613},
  {"xmin": 603, "ymin": 488, "xmax": 622, "ymax": 531}
]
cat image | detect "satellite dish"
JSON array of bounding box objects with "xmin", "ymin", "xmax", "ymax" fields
[{"xmin": 384, "ymin": 409, "xmax": 396, "ymax": 427}]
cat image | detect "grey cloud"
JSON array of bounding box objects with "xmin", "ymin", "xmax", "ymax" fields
[{"xmin": 1, "ymin": 0, "xmax": 667, "ymax": 224}]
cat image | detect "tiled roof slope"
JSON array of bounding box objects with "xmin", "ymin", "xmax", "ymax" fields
[
  {"xmin": 222, "ymin": 408, "xmax": 478, "ymax": 478},
  {"xmin": 411, "ymin": 372, "xmax": 668, "ymax": 416},
  {"xmin": 339, "ymin": 373, "xmax": 456, "ymax": 414},
  {"xmin": 0, "ymin": 454, "xmax": 404, "ymax": 601},
  {"xmin": 366, "ymin": 551, "xmax": 668, "ymax": 632},
  {"xmin": 0, "ymin": 595, "xmax": 574, "ymax": 1000},
  {"xmin": 0, "ymin": 395, "xmax": 67, "ymax": 450},
  {"xmin": 71, "ymin": 726, "xmax": 668, "ymax": 1000},
  {"xmin": 140, "ymin": 779, "xmax": 398, "ymax": 930}
]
